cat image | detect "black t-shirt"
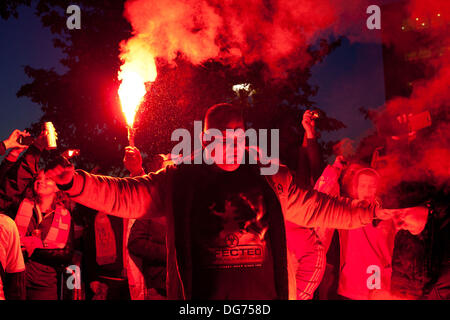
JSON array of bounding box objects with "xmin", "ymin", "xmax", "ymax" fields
[{"xmin": 191, "ymin": 164, "xmax": 277, "ymax": 299}]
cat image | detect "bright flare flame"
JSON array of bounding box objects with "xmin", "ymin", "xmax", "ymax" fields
[{"xmin": 118, "ymin": 70, "xmax": 146, "ymax": 127}]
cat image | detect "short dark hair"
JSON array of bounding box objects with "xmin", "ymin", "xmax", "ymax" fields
[{"xmin": 204, "ymin": 103, "xmax": 243, "ymax": 131}]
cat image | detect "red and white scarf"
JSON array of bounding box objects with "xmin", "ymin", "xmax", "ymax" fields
[{"xmin": 15, "ymin": 198, "xmax": 71, "ymax": 249}]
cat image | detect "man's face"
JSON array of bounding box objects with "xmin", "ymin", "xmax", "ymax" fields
[
  {"xmin": 356, "ymin": 174, "xmax": 378, "ymax": 201},
  {"xmin": 204, "ymin": 118, "xmax": 245, "ymax": 172}
]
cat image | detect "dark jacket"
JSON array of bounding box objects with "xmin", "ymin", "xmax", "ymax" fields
[
  {"xmin": 296, "ymin": 138, "xmax": 324, "ymax": 189},
  {"xmin": 63, "ymin": 156, "xmax": 377, "ymax": 300},
  {"xmin": 0, "ymin": 145, "xmax": 43, "ymax": 216},
  {"xmin": 391, "ymin": 197, "xmax": 450, "ymax": 299},
  {"xmin": 127, "ymin": 218, "xmax": 166, "ymax": 293}
]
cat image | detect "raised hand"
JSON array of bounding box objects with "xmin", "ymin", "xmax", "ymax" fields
[
  {"xmin": 392, "ymin": 206, "xmax": 429, "ymax": 235},
  {"xmin": 123, "ymin": 146, "xmax": 144, "ymax": 176},
  {"xmin": 3, "ymin": 129, "xmax": 30, "ymax": 150},
  {"xmin": 45, "ymin": 156, "xmax": 75, "ymax": 186},
  {"xmin": 302, "ymin": 110, "xmax": 317, "ymax": 139}
]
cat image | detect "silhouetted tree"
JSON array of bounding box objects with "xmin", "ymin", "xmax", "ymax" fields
[{"xmin": 3, "ymin": 0, "xmax": 346, "ymax": 174}]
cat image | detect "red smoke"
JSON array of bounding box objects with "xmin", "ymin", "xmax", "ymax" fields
[
  {"xmin": 119, "ymin": 0, "xmax": 449, "ymax": 190},
  {"xmin": 373, "ymin": 0, "xmax": 450, "ymax": 192},
  {"xmin": 121, "ymin": 0, "xmax": 373, "ymax": 77}
]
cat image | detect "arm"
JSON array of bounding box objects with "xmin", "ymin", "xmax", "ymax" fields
[
  {"xmin": 296, "ymin": 110, "xmax": 323, "ymax": 188},
  {"xmin": 0, "ymin": 158, "xmax": 15, "ymax": 186},
  {"xmin": 304, "ymin": 138, "xmax": 324, "ymax": 184},
  {"xmin": 0, "ymin": 144, "xmax": 45, "ymax": 210},
  {"xmin": 52, "ymin": 166, "xmax": 172, "ymax": 220},
  {"xmin": 1, "ymin": 129, "xmax": 30, "ymax": 155},
  {"xmin": 296, "ymin": 139, "xmax": 323, "ymax": 189},
  {"xmin": 274, "ymin": 167, "xmax": 377, "ymax": 229},
  {"xmin": 3, "ymin": 271, "xmax": 25, "ymax": 300},
  {"xmin": 0, "ymin": 145, "xmax": 29, "ymax": 188}
]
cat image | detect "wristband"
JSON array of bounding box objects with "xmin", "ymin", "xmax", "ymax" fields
[{"xmin": 57, "ymin": 177, "xmax": 74, "ymax": 191}]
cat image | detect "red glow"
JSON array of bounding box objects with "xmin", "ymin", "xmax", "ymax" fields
[{"xmin": 120, "ymin": 0, "xmax": 375, "ymax": 78}]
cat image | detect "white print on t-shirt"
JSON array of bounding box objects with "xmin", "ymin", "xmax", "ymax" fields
[{"xmin": 201, "ymin": 194, "xmax": 268, "ymax": 269}]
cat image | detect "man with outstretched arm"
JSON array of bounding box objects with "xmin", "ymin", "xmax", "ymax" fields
[{"xmin": 46, "ymin": 103, "xmax": 400, "ymax": 300}]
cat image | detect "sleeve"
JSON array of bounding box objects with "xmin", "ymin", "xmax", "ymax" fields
[
  {"xmin": 65, "ymin": 166, "xmax": 173, "ymax": 220},
  {"xmin": 0, "ymin": 159, "xmax": 15, "ymax": 187},
  {"xmin": 3, "ymin": 272, "xmax": 25, "ymax": 300},
  {"xmin": 304, "ymin": 138, "xmax": 324, "ymax": 184},
  {"xmin": 295, "ymin": 146, "xmax": 311, "ymax": 189},
  {"xmin": 296, "ymin": 138, "xmax": 324, "ymax": 189},
  {"xmin": 127, "ymin": 219, "xmax": 166, "ymax": 264},
  {"xmin": 0, "ymin": 142, "xmax": 6, "ymax": 156},
  {"xmin": 278, "ymin": 168, "xmax": 375, "ymax": 229},
  {"xmin": 0, "ymin": 145, "xmax": 43, "ymax": 211},
  {"xmin": 5, "ymin": 217, "xmax": 25, "ymax": 273}
]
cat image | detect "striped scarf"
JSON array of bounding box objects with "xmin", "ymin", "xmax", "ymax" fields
[{"xmin": 15, "ymin": 198, "xmax": 71, "ymax": 249}]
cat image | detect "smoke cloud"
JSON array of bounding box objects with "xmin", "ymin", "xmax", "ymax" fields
[{"xmin": 119, "ymin": 0, "xmax": 375, "ymax": 78}]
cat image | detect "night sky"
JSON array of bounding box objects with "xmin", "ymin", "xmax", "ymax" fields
[
  {"xmin": 0, "ymin": 7, "xmax": 65, "ymax": 142},
  {"xmin": 0, "ymin": 5, "xmax": 385, "ymax": 152}
]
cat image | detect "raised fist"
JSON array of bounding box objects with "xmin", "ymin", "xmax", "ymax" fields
[
  {"xmin": 123, "ymin": 146, "xmax": 144, "ymax": 176},
  {"xmin": 302, "ymin": 110, "xmax": 317, "ymax": 139},
  {"xmin": 45, "ymin": 157, "xmax": 75, "ymax": 186}
]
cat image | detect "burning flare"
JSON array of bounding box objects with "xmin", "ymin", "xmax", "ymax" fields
[
  {"xmin": 117, "ymin": 33, "xmax": 158, "ymax": 145},
  {"xmin": 118, "ymin": 70, "xmax": 146, "ymax": 127}
]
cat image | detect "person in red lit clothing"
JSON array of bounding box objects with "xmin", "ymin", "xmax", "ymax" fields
[
  {"xmin": 0, "ymin": 129, "xmax": 29, "ymax": 300},
  {"xmin": 0, "ymin": 131, "xmax": 74, "ymax": 300},
  {"xmin": 337, "ymin": 166, "xmax": 397, "ymax": 300},
  {"xmin": 46, "ymin": 103, "xmax": 398, "ymax": 300},
  {"xmin": 0, "ymin": 213, "xmax": 25, "ymax": 300},
  {"xmin": 285, "ymin": 110, "xmax": 326, "ymax": 300},
  {"xmin": 73, "ymin": 147, "xmax": 147, "ymax": 301}
]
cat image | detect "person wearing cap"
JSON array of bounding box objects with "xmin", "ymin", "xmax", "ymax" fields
[{"xmin": 336, "ymin": 166, "xmax": 397, "ymax": 300}]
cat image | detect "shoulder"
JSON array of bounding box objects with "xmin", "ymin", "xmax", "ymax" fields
[
  {"xmin": 0, "ymin": 213, "xmax": 19, "ymax": 243},
  {"xmin": 265, "ymin": 164, "xmax": 292, "ymax": 184},
  {"xmin": 264, "ymin": 164, "xmax": 293, "ymax": 196},
  {"xmin": 0, "ymin": 213, "xmax": 16, "ymax": 232}
]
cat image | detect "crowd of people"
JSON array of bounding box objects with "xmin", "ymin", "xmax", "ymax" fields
[{"xmin": 0, "ymin": 103, "xmax": 448, "ymax": 300}]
